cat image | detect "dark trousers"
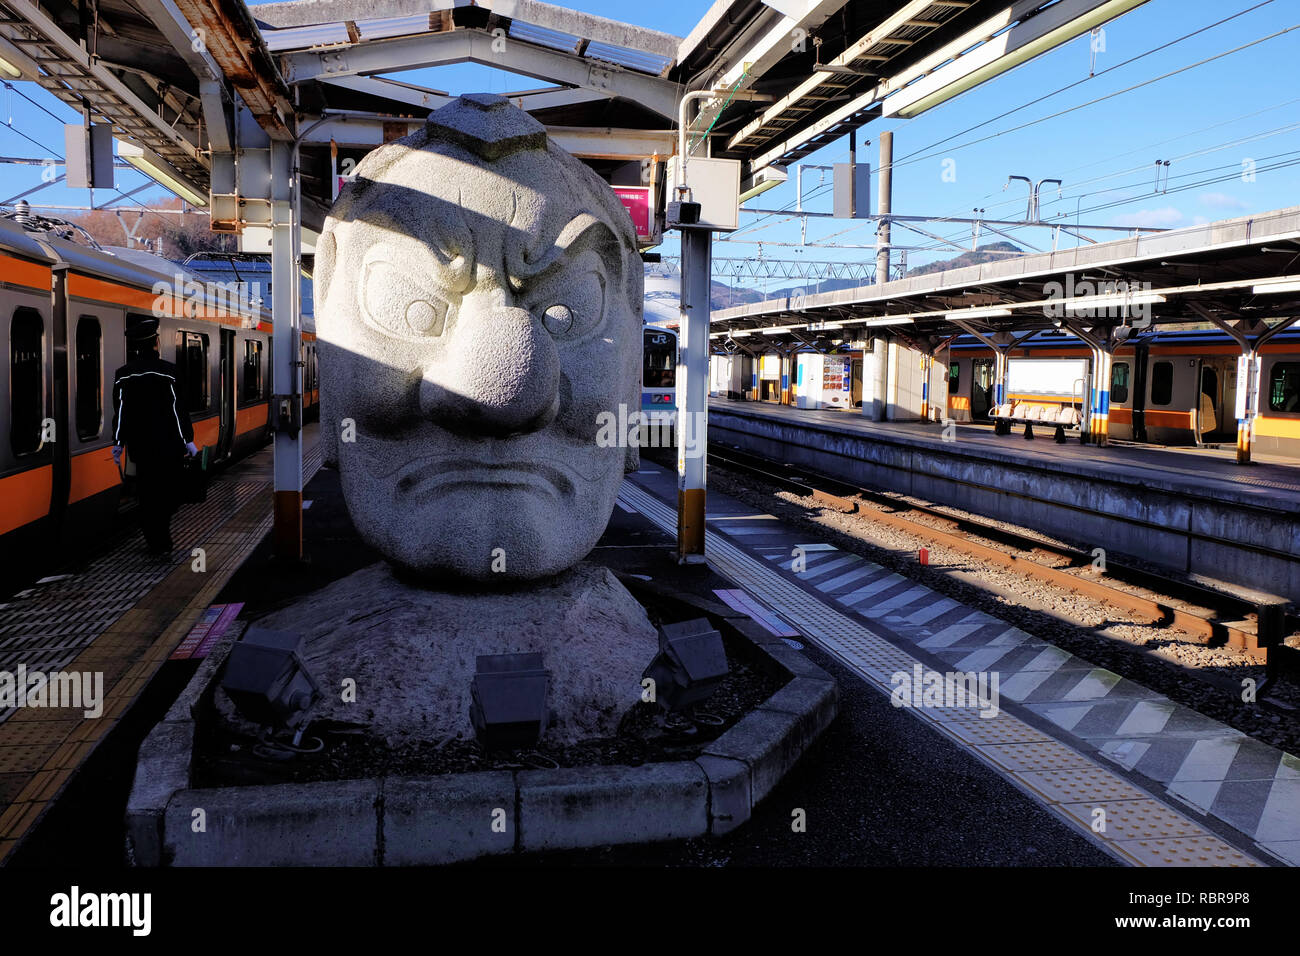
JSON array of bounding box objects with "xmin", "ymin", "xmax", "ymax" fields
[{"xmin": 134, "ymin": 456, "xmax": 182, "ymax": 551}]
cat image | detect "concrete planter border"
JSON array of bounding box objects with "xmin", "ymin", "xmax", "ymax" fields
[{"xmin": 126, "ymin": 610, "xmax": 838, "ymax": 866}]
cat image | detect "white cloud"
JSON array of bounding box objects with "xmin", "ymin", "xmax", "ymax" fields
[
  {"xmin": 1198, "ymin": 191, "xmax": 1248, "ymax": 210},
  {"xmin": 1111, "ymin": 207, "xmax": 1185, "ymax": 228}
]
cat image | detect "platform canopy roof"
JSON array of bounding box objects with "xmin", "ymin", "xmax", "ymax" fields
[
  {"xmin": 0, "ymin": 0, "xmax": 1161, "ymax": 237},
  {"xmin": 708, "ymin": 206, "xmax": 1300, "ymax": 352}
]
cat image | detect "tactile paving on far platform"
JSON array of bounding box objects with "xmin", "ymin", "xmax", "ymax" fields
[
  {"xmin": 1058, "ymin": 798, "xmax": 1212, "ymax": 842},
  {"xmin": 1110, "ymin": 835, "xmax": 1263, "ymax": 867},
  {"xmin": 923, "ymin": 712, "xmax": 1051, "ymax": 746},
  {"xmin": 1015, "ymin": 766, "xmax": 1149, "ymax": 804},
  {"xmin": 977, "ymin": 740, "xmax": 1098, "ymax": 772},
  {"xmin": 619, "ymin": 476, "xmax": 1268, "ymax": 868}
]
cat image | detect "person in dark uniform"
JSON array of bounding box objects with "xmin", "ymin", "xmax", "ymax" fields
[{"xmin": 111, "ymin": 317, "xmax": 197, "ymax": 554}]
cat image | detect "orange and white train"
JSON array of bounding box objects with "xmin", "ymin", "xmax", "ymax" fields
[
  {"xmin": 946, "ymin": 328, "xmax": 1300, "ymax": 456},
  {"xmin": 0, "ymin": 213, "xmax": 318, "ymax": 582}
]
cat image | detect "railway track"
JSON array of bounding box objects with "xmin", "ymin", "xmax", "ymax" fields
[{"xmin": 706, "ymin": 443, "xmax": 1300, "ymax": 684}]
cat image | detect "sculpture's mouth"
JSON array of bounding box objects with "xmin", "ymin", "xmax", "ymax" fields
[
  {"xmin": 352, "ymin": 429, "xmax": 619, "ymax": 488},
  {"xmin": 394, "ymin": 459, "xmax": 576, "ymax": 500}
]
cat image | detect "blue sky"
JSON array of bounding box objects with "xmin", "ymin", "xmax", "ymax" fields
[{"xmin": 2, "ymin": 0, "xmax": 1297, "ymax": 271}]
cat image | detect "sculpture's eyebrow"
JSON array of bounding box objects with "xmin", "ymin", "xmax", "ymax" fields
[
  {"xmin": 425, "ymin": 190, "xmax": 476, "ymax": 291},
  {"xmin": 505, "ymin": 212, "xmax": 620, "ymax": 292}
]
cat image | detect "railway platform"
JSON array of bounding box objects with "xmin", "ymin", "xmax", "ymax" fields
[
  {"xmin": 6, "ymin": 429, "xmax": 1296, "ymax": 867},
  {"xmin": 709, "ymin": 399, "xmax": 1300, "ymax": 604},
  {"xmin": 620, "ymin": 459, "xmax": 1299, "ymax": 867},
  {"xmin": 0, "ymin": 426, "xmax": 321, "ymax": 863}
]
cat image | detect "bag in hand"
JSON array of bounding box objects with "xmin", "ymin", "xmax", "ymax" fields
[{"xmin": 179, "ymin": 447, "xmax": 209, "ymax": 504}]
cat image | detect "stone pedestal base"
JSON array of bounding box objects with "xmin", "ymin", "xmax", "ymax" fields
[{"xmin": 245, "ymin": 561, "xmax": 659, "ymax": 745}]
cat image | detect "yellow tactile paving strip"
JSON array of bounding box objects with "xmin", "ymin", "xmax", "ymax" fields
[
  {"xmin": 0, "ymin": 438, "xmax": 320, "ymax": 864},
  {"xmin": 620, "ymin": 478, "xmax": 1268, "ymax": 867}
]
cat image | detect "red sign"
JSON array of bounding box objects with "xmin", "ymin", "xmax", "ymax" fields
[{"xmin": 613, "ymin": 186, "xmax": 652, "ymax": 238}]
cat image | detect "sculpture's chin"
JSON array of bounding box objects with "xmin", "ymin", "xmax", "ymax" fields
[{"xmin": 348, "ymin": 481, "xmax": 605, "ymax": 583}]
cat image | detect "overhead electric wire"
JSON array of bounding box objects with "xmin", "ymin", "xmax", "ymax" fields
[
  {"xmin": 892, "ymin": 0, "xmax": 1278, "ymax": 165},
  {"xmin": 812, "ymin": 115, "xmax": 1300, "ymax": 252},
  {"xmin": 4, "ymin": 81, "xmax": 72, "ymax": 125},
  {"xmin": 888, "ymin": 21, "xmax": 1299, "ymax": 177},
  {"xmin": 727, "ymin": 5, "xmax": 1295, "ymax": 258},
  {"xmin": 880, "ymin": 151, "xmax": 1300, "ymax": 258}
]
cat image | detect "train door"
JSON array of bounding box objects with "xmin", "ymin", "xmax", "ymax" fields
[
  {"xmin": 1, "ymin": 296, "xmax": 55, "ymax": 584},
  {"xmin": 1131, "ymin": 344, "xmax": 1149, "ymax": 442},
  {"xmin": 1197, "ymin": 363, "xmax": 1216, "ymax": 443},
  {"xmin": 971, "ymin": 358, "xmax": 995, "ymax": 420},
  {"xmin": 1197, "ymin": 356, "xmax": 1236, "ymax": 443},
  {"xmin": 217, "ymin": 328, "xmax": 236, "ymax": 460}
]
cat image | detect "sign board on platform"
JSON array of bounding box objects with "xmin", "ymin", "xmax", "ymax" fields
[{"xmin": 613, "ymin": 186, "xmax": 652, "ymax": 239}]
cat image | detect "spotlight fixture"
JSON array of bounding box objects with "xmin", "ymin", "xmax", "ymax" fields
[
  {"xmin": 470, "ymin": 653, "xmax": 550, "ymax": 750},
  {"xmin": 116, "ymin": 139, "xmax": 208, "ymax": 207},
  {"xmin": 642, "ymin": 619, "xmax": 729, "ymax": 712},
  {"xmin": 221, "ymin": 628, "xmax": 321, "ymax": 730},
  {"xmin": 667, "ymin": 199, "xmax": 702, "ymax": 227}
]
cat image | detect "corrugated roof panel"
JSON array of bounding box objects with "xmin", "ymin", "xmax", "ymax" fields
[
  {"xmin": 508, "ymin": 20, "xmax": 581, "ymax": 53},
  {"xmin": 358, "ymin": 15, "xmax": 434, "ymax": 42},
  {"xmin": 585, "ymin": 41, "xmax": 670, "ymax": 76},
  {"xmin": 262, "ymin": 23, "xmax": 350, "ymax": 51}
]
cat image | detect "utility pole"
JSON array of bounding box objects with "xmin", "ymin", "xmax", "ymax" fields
[{"xmin": 876, "ymin": 130, "xmax": 892, "ymax": 284}]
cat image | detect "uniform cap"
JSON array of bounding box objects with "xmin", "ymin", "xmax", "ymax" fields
[{"xmin": 126, "ymin": 315, "xmax": 160, "ymax": 341}]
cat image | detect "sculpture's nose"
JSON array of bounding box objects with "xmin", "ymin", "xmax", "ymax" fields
[{"xmin": 420, "ymin": 306, "xmax": 560, "ymax": 435}]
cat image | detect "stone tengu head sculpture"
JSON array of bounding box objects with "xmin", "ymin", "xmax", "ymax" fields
[{"xmin": 315, "ymin": 94, "xmax": 643, "ymax": 583}]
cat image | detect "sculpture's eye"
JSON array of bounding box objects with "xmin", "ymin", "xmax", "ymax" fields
[
  {"xmin": 359, "ymin": 256, "xmax": 453, "ymax": 341},
  {"xmin": 542, "ymin": 304, "xmax": 573, "ymax": 335},
  {"xmin": 405, "ymin": 299, "xmax": 448, "ymax": 336},
  {"xmin": 533, "ymin": 269, "xmax": 604, "ymax": 343}
]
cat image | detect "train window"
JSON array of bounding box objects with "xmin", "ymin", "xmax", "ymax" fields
[
  {"xmin": 1111, "ymin": 362, "xmax": 1130, "ymax": 405},
  {"xmin": 75, "ymin": 317, "xmax": 102, "ymax": 441},
  {"xmin": 242, "ymin": 339, "xmax": 263, "ymax": 403},
  {"xmin": 1269, "ymin": 362, "xmax": 1300, "ymax": 412},
  {"xmin": 175, "ymin": 332, "xmax": 210, "ymax": 413},
  {"xmin": 643, "ymin": 329, "xmax": 676, "ymax": 389},
  {"xmin": 948, "ymin": 362, "xmax": 960, "ymax": 388},
  {"xmin": 10, "ymin": 308, "xmax": 44, "ymax": 457},
  {"xmin": 1151, "ymin": 361, "xmax": 1173, "ymax": 406}
]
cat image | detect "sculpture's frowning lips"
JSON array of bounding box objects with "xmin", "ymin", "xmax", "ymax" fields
[
  {"xmin": 352, "ymin": 429, "xmax": 620, "ymax": 487},
  {"xmin": 395, "ymin": 459, "xmax": 576, "ymax": 499}
]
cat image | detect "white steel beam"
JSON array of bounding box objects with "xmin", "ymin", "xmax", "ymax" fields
[
  {"xmin": 677, "ymin": 225, "xmax": 711, "ymax": 563},
  {"xmin": 741, "ymin": 0, "xmax": 1050, "ymax": 172},
  {"xmin": 506, "ymin": 87, "xmax": 611, "ymax": 111},
  {"xmin": 882, "ymin": 0, "xmax": 1149, "ymax": 118},
  {"xmin": 270, "ymin": 139, "xmax": 304, "ymax": 557},
  {"xmin": 281, "ymin": 29, "xmax": 680, "ymax": 117},
  {"xmin": 254, "ymin": 0, "xmax": 681, "ymax": 59},
  {"xmin": 128, "ymin": 0, "xmax": 226, "ymax": 85},
  {"xmin": 726, "ymin": 0, "xmax": 939, "ymax": 150},
  {"xmin": 320, "ymin": 74, "xmax": 454, "ymax": 110},
  {"xmin": 546, "ymin": 126, "xmax": 675, "ymax": 161},
  {"xmin": 712, "ymin": 0, "xmax": 849, "ymax": 92}
]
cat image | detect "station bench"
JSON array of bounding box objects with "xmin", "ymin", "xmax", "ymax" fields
[{"xmin": 989, "ymin": 402, "xmax": 1082, "ymax": 443}]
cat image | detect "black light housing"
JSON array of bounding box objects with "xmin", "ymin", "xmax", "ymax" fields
[
  {"xmin": 470, "ymin": 652, "xmax": 550, "ymax": 750},
  {"xmin": 643, "ymin": 618, "xmax": 729, "ymax": 712},
  {"xmin": 221, "ymin": 627, "xmax": 321, "ymax": 729}
]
